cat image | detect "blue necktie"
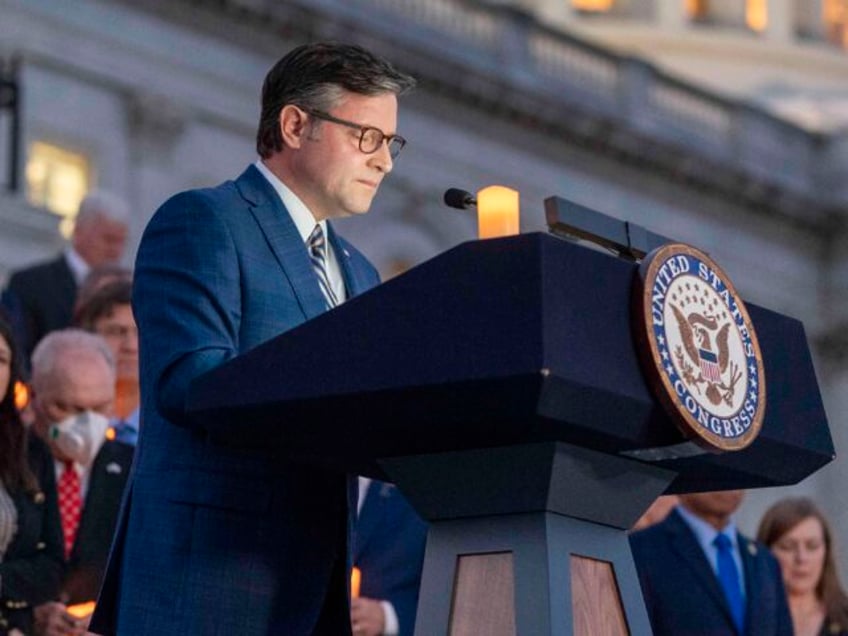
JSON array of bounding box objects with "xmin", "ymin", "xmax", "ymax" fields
[
  {"xmin": 714, "ymin": 533, "xmax": 745, "ymax": 634},
  {"xmin": 307, "ymin": 224, "xmax": 339, "ymax": 309}
]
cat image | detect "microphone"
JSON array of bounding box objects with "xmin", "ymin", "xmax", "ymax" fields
[{"xmin": 443, "ymin": 188, "xmax": 476, "ymax": 210}]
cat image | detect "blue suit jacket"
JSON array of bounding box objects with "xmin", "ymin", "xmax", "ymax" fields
[
  {"xmin": 629, "ymin": 508, "xmax": 792, "ymax": 636},
  {"xmin": 91, "ymin": 165, "xmax": 380, "ymax": 636},
  {"xmin": 353, "ymin": 481, "xmax": 427, "ymax": 636}
]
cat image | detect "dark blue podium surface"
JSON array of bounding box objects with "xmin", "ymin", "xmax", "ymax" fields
[{"xmin": 189, "ymin": 232, "xmax": 832, "ymax": 492}]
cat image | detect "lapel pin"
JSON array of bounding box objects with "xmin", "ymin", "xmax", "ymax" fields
[
  {"xmin": 747, "ymin": 542, "xmax": 757, "ymax": 556},
  {"xmin": 106, "ymin": 462, "xmax": 123, "ymax": 475}
]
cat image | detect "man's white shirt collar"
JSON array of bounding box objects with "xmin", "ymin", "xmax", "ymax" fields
[
  {"xmin": 64, "ymin": 246, "xmax": 90, "ymax": 285},
  {"xmin": 254, "ymin": 159, "xmax": 326, "ymax": 242}
]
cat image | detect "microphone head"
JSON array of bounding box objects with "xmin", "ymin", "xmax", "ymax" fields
[{"xmin": 443, "ymin": 188, "xmax": 476, "ymax": 210}]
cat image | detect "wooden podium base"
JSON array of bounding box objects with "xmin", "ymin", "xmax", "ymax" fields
[
  {"xmin": 416, "ymin": 512, "xmax": 642, "ymax": 634},
  {"xmin": 380, "ymin": 442, "xmax": 675, "ymax": 636}
]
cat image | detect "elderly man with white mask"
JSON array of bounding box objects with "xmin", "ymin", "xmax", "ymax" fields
[{"xmin": 27, "ymin": 329, "xmax": 134, "ymax": 636}]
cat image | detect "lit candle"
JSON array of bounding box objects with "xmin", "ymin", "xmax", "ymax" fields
[
  {"xmin": 477, "ymin": 185, "xmax": 519, "ymax": 239},
  {"xmin": 14, "ymin": 380, "xmax": 29, "ymax": 410},
  {"xmin": 67, "ymin": 601, "xmax": 96, "ymax": 618},
  {"xmin": 351, "ymin": 566, "xmax": 361, "ymax": 599}
]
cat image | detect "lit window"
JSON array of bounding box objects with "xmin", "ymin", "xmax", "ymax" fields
[
  {"xmin": 687, "ymin": 0, "xmax": 766, "ymax": 31},
  {"xmin": 746, "ymin": 0, "xmax": 767, "ymax": 32},
  {"xmin": 572, "ymin": 0, "xmax": 614, "ymax": 13},
  {"xmin": 824, "ymin": 0, "xmax": 848, "ymax": 48},
  {"xmin": 26, "ymin": 141, "xmax": 91, "ymax": 237},
  {"xmin": 686, "ymin": 0, "xmax": 709, "ymax": 21}
]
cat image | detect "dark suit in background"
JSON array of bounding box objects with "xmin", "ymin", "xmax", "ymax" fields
[
  {"xmin": 353, "ymin": 481, "xmax": 427, "ymax": 636},
  {"xmin": 1, "ymin": 254, "xmax": 77, "ymax": 359},
  {"xmin": 64, "ymin": 440, "xmax": 133, "ymax": 604},
  {"xmin": 27, "ymin": 439, "xmax": 133, "ymax": 606},
  {"xmin": 93, "ymin": 165, "xmax": 380, "ymax": 635},
  {"xmin": 630, "ymin": 507, "xmax": 792, "ymax": 636}
]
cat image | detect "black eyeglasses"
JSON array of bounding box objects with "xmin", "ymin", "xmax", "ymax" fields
[{"xmin": 303, "ymin": 109, "xmax": 406, "ymax": 159}]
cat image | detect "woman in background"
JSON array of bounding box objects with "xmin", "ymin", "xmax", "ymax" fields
[
  {"xmin": 0, "ymin": 317, "xmax": 63, "ymax": 635},
  {"xmin": 758, "ymin": 497, "xmax": 848, "ymax": 636}
]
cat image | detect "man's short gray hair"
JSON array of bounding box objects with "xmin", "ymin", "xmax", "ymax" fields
[
  {"xmin": 31, "ymin": 328, "xmax": 116, "ymax": 389},
  {"xmin": 76, "ymin": 190, "xmax": 130, "ymax": 227}
]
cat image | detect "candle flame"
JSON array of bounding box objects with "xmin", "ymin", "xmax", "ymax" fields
[
  {"xmin": 351, "ymin": 566, "xmax": 361, "ymax": 599},
  {"xmin": 14, "ymin": 381, "xmax": 30, "ymax": 411}
]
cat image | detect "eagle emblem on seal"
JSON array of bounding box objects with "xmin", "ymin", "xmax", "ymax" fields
[{"xmin": 671, "ymin": 304, "xmax": 740, "ymax": 407}]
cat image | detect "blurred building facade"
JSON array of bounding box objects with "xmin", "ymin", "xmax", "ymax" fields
[{"xmin": 1, "ymin": 0, "xmax": 846, "ymax": 567}]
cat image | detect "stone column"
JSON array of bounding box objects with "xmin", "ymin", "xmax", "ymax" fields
[
  {"xmin": 656, "ymin": 0, "xmax": 688, "ymax": 30},
  {"xmin": 124, "ymin": 91, "xmax": 187, "ymax": 249},
  {"xmin": 797, "ymin": 0, "xmax": 826, "ymax": 40},
  {"xmin": 765, "ymin": 0, "xmax": 793, "ymax": 42}
]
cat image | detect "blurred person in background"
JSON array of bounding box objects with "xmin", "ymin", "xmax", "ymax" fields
[
  {"xmin": 72, "ymin": 266, "xmax": 132, "ymax": 325},
  {"xmin": 630, "ymin": 489, "xmax": 791, "ymax": 635},
  {"xmin": 1, "ymin": 191, "xmax": 129, "ymax": 361},
  {"xmin": 0, "ymin": 317, "xmax": 64, "ymax": 635},
  {"xmin": 758, "ymin": 497, "xmax": 848, "ymax": 636},
  {"xmin": 352, "ymin": 479, "xmax": 427, "ymax": 636},
  {"xmin": 27, "ymin": 330, "xmax": 132, "ymax": 636},
  {"xmin": 73, "ymin": 278, "xmax": 139, "ymax": 446}
]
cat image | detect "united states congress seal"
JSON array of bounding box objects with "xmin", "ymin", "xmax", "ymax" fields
[{"xmin": 633, "ymin": 243, "xmax": 766, "ymax": 452}]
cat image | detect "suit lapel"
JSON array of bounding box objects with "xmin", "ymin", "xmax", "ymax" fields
[
  {"xmin": 73, "ymin": 443, "xmax": 129, "ymax": 561},
  {"xmin": 235, "ymin": 166, "xmax": 328, "ymax": 321},
  {"xmin": 327, "ymin": 223, "xmax": 369, "ymax": 299},
  {"xmin": 666, "ymin": 510, "xmax": 738, "ymax": 631}
]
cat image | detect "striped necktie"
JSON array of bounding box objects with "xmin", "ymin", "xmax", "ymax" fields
[{"xmin": 307, "ymin": 224, "xmax": 339, "ymax": 309}]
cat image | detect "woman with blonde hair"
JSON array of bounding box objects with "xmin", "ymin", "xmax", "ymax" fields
[{"xmin": 758, "ymin": 497, "xmax": 848, "ymax": 636}]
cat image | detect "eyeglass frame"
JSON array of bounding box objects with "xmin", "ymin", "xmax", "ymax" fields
[{"xmin": 301, "ymin": 108, "xmax": 406, "ymax": 159}]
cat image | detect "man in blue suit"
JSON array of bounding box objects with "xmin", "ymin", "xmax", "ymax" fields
[
  {"xmin": 352, "ymin": 479, "xmax": 428, "ymax": 636},
  {"xmin": 90, "ymin": 42, "xmax": 415, "ymax": 636},
  {"xmin": 630, "ymin": 490, "xmax": 792, "ymax": 636}
]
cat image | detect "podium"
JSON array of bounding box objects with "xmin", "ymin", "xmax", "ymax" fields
[{"xmin": 189, "ymin": 231, "xmax": 832, "ymax": 635}]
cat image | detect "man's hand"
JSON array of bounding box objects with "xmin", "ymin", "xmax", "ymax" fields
[
  {"xmin": 33, "ymin": 602, "xmax": 87, "ymax": 636},
  {"xmin": 350, "ymin": 596, "xmax": 386, "ymax": 636}
]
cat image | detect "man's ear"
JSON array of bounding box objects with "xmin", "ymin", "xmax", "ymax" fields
[{"xmin": 279, "ymin": 105, "xmax": 311, "ymax": 150}]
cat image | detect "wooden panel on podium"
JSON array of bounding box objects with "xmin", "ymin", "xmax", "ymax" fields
[
  {"xmin": 571, "ymin": 555, "xmax": 629, "ymax": 635},
  {"xmin": 449, "ymin": 552, "xmax": 516, "ymax": 636}
]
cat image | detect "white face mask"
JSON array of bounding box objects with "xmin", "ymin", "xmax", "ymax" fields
[{"xmin": 48, "ymin": 410, "xmax": 109, "ymax": 466}]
